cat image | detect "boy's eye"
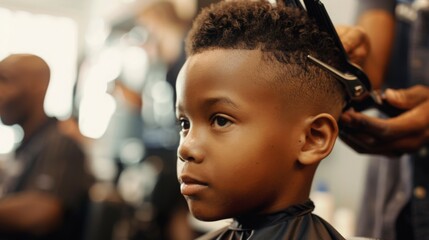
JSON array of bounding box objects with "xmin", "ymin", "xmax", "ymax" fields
[
  {"xmin": 179, "ymin": 119, "xmax": 190, "ymax": 130},
  {"xmin": 212, "ymin": 115, "xmax": 232, "ymax": 128}
]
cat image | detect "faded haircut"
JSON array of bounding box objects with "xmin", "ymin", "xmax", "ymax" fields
[{"xmin": 186, "ymin": 0, "xmax": 346, "ymax": 114}]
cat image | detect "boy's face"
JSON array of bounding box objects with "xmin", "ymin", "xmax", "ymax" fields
[{"xmin": 176, "ymin": 49, "xmax": 309, "ymax": 221}]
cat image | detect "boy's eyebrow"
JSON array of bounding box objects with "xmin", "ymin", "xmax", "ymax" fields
[
  {"xmin": 176, "ymin": 97, "xmax": 239, "ymax": 113},
  {"xmin": 202, "ymin": 97, "xmax": 239, "ymax": 110}
]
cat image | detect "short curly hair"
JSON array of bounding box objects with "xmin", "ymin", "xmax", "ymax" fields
[{"xmin": 186, "ymin": 0, "xmax": 346, "ymax": 115}]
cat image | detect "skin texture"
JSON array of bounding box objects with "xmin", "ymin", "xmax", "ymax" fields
[
  {"xmin": 0, "ymin": 54, "xmax": 62, "ymax": 234},
  {"xmin": 175, "ymin": 49, "xmax": 339, "ymax": 221}
]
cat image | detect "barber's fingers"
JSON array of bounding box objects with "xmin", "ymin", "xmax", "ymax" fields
[
  {"xmin": 340, "ymin": 108, "xmax": 427, "ymax": 140},
  {"xmin": 340, "ymin": 86, "xmax": 429, "ymax": 154},
  {"xmin": 336, "ymin": 25, "xmax": 370, "ymax": 64},
  {"xmin": 383, "ymin": 131, "xmax": 429, "ymax": 153},
  {"xmin": 340, "ymin": 129, "xmax": 427, "ymax": 155},
  {"xmin": 384, "ymin": 85, "xmax": 429, "ymax": 109},
  {"xmin": 336, "ymin": 25, "xmax": 352, "ymax": 51}
]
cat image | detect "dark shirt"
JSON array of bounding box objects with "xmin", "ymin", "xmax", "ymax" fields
[
  {"xmin": 197, "ymin": 200, "xmax": 345, "ymax": 240},
  {"xmin": 0, "ymin": 118, "xmax": 94, "ymax": 240}
]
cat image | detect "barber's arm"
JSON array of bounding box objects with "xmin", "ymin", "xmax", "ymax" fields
[
  {"xmin": 0, "ymin": 191, "xmax": 62, "ymax": 235},
  {"xmin": 340, "ymin": 85, "xmax": 429, "ymax": 155},
  {"xmin": 355, "ymin": 9, "xmax": 395, "ymax": 89}
]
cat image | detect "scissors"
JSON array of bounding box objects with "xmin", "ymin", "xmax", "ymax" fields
[{"xmin": 279, "ymin": 0, "xmax": 404, "ymax": 117}]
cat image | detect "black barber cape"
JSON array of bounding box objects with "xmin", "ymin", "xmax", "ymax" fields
[{"xmin": 197, "ymin": 200, "xmax": 345, "ymax": 240}]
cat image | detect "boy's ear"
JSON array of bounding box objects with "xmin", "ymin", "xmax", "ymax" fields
[{"xmin": 298, "ymin": 113, "xmax": 339, "ymax": 165}]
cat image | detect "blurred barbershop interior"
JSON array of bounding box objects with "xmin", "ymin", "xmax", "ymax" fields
[{"xmin": 0, "ymin": 0, "xmax": 366, "ymax": 239}]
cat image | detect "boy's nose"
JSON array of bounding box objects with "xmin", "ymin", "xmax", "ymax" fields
[{"xmin": 177, "ymin": 133, "xmax": 204, "ymax": 163}]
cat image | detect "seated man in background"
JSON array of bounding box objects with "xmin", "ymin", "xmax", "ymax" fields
[{"xmin": 0, "ymin": 54, "xmax": 94, "ymax": 240}]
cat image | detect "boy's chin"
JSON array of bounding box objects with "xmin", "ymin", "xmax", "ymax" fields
[
  {"xmin": 191, "ymin": 210, "xmax": 226, "ymax": 222},
  {"xmin": 189, "ymin": 204, "xmax": 231, "ymax": 222}
]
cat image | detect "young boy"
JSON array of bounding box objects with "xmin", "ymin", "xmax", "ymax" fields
[{"xmin": 176, "ymin": 1, "xmax": 346, "ymax": 239}]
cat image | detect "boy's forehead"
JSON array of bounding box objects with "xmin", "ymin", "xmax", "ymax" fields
[
  {"xmin": 188, "ymin": 49, "xmax": 290, "ymax": 88},
  {"xmin": 176, "ymin": 48, "xmax": 296, "ymax": 107},
  {"xmin": 185, "ymin": 49, "xmax": 273, "ymax": 79},
  {"xmin": 192, "ymin": 48, "xmax": 263, "ymax": 64},
  {"xmin": 177, "ymin": 49, "xmax": 265, "ymax": 91}
]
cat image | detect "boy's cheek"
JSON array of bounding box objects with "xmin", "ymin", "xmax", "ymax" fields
[{"xmin": 176, "ymin": 159, "xmax": 185, "ymax": 175}]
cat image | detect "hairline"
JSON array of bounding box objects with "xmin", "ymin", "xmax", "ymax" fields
[{"xmin": 188, "ymin": 47, "xmax": 309, "ymax": 109}]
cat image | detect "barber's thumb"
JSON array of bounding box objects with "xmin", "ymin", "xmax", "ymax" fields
[{"xmin": 384, "ymin": 87, "xmax": 422, "ymax": 109}]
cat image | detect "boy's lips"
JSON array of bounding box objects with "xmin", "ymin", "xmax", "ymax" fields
[{"xmin": 179, "ymin": 175, "xmax": 208, "ymax": 196}]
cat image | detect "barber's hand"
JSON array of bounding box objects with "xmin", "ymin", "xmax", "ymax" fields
[
  {"xmin": 340, "ymin": 85, "xmax": 429, "ymax": 156},
  {"xmin": 336, "ymin": 25, "xmax": 370, "ymax": 67}
]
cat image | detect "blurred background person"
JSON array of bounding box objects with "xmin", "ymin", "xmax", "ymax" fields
[
  {"xmin": 0, "ymin": 54, "xmax": 94, "ymax": 240},
  {"xmin": 133, "ymin": 2, "xmax": 195, "ymax": 239}
]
